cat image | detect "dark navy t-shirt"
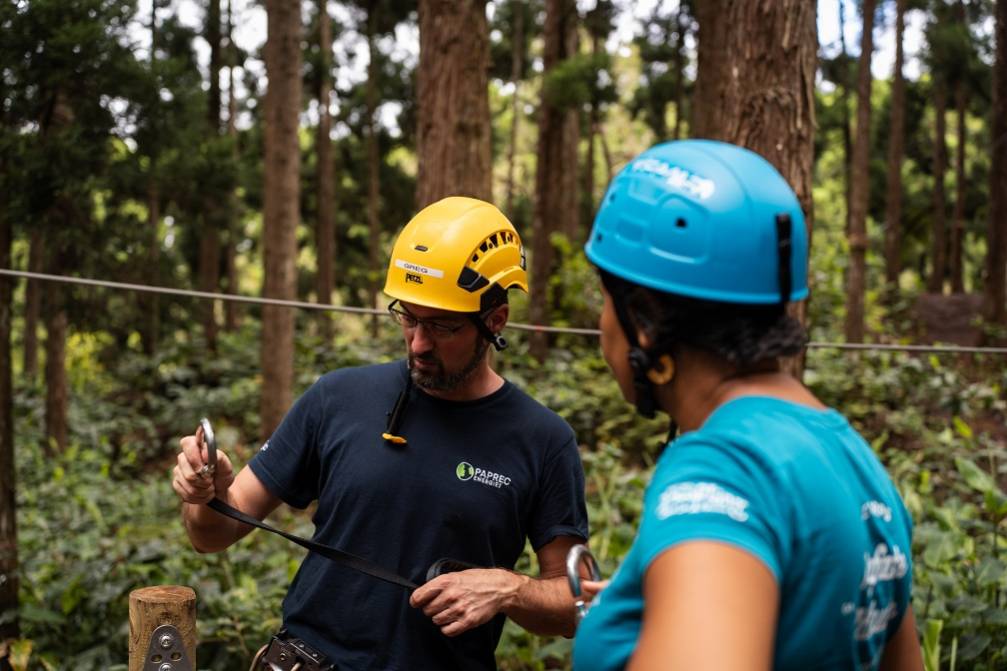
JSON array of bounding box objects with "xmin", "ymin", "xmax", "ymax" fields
[{"xmin": 248, "ymin": 360, "xmax": 589, "ymax": 670}]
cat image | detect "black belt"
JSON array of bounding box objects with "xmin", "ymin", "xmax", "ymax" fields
[{"xmin": 197, "ymin": 419, "xmax": 474, "ymax": 591}]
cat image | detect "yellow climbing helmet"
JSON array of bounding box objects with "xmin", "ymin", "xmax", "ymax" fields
[{"xmin": 383, "ymin": 196, "xmax": 528, "ymax": 313}]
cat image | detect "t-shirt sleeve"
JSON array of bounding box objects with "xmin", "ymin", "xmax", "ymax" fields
[
  {"xmin": 528, "ymin": 433, "xmax": 590, "ymax": 551},
  {"xmin": 248, "ymin": 379, "xmax": 325, "ymax": 509},
  {"xmin": 636, "ymin": 436, "xmax": 788, "ymax": 582}
]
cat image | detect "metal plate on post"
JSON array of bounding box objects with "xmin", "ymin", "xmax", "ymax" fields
[{"xmin": 143, "ymin": 624, "xmax": 193, "ymax": 671}]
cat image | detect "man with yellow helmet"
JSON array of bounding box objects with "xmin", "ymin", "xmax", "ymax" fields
[{"xmin": 173, "ymin": 197, "xmax": 589, "ymax": 670}]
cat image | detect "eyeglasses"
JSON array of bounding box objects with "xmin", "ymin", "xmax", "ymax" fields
[{"xmin": 387, "ymin": 300, "xmax": 469, "ymax": 339}]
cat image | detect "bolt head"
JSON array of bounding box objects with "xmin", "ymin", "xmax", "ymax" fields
[
  {"xmin": 159, "ymin": 664, "xmax": 173, "ymax": 671},
  {"xmin": 159, "ymin": 633, "xmax": 174, "ymax": 648}
]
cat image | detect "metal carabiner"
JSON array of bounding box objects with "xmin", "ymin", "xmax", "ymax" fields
[
  {"xmin": 566, "ymin": 543, "xmax": 601, "ymax": 624},
  {"xmin": 197, "ymin": 417, "xmax": 217, "ymax": 480}
]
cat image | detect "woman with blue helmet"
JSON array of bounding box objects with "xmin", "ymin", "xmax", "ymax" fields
[{"xmin": 572, "ymin": 140, "xmax": 922, "ymax": 670}]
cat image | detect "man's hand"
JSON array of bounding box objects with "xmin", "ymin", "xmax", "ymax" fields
[
  {"xmin": 410, "ymin": 568, "xmax": 524, "ymax": 637},
  {"xmin": 172, "ymin": 433, "xmax": 235, "ymax": 505}
]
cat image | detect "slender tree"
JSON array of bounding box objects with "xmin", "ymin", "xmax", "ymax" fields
[
  {"xmin": 582, "ymin": 1, "xmax": 616, "ymax": 222},
  {"xmin": 987, "ymin": 0, "xmax": 1007, "ymax": 325},
  {"xmin": 260, "ymin": 0, "xmax": 302, "ymax": 439},
  {"xmin": 199, "ymin": 0, "xmax": 223, "ymax": 351},
  {"xmin": 142, "ymin": 0, "xmax": 161, "ymax": 355},
  {"xmin": 224, "ymin": 0, "xmax": 241, "ymax": 331},
  {"xmin": 0, "ymin": 165, "xmax": 17, "ymax": 657},
  {"xmin": 22, "ymin": 230, "xmax": 42, "ymax": 380},
  {"xmin": 928, "ymin": 84, "xmax": 949, "ymax": 293},
  {"xmin": 949, "ymin": 71, "xmax": 967, "ymax": 293},
  {"xmin": 529, "ymin": 0, "xmax": 579, "ymax": 360},
  {"xmin": 504, "ymin": 0, "xmax": 526, "ymax": 217},
  {"xmin": 365, "ymin": 4, "xmax": 381, "ymax": 337},
  {"xmin": 415, "ymin": 0, "xmax": 492, "ymax": 207},
  {"xmin": 316, "ymin": 0, "xmax": 336, "ymax": 339},
  {"xmin": 884, "ymin": 0, "xmax": 908, "ymax": 290},
  {"xmin": 691, "ymin": 0, "xmax": 817, "ymax": 369},
  {"xmin": 845, "ymin": 0, "xmax": 877, "ymax": 343}
]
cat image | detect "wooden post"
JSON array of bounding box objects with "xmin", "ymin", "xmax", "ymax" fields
[{"xmin": 128, "ymin": 585, "xmax": 197, "ymax": 671}]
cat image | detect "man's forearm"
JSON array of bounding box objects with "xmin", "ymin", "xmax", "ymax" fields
[
  {"xmin": 181, "ymin": 495, "xmax": 248, "ymax": 553},
  {"xmin": 502, "ymin": 573, "xmax": 577, "ymax": 638}
]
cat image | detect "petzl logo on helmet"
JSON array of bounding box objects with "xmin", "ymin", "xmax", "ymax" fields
[
  {"xmin": 631, "ymin": 158, "xmax": 716, "ymax": 200},
  {"xmin": 405, "ymin": 273, "xmax": 423, "ymax": 284},
  {"xmin": 456, "ymin": 462, "xmax": 474, "ymax": 480},
  {"xmin": 395, "ymin": 259, "xmax": 444, "ymax": 279}
]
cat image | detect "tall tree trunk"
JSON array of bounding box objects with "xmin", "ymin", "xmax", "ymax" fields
[
  {"xmin": 316, "ymin": 0, "xmax": 335, "ymax": 340},
  {"xmin": 43, "ymin": 282, "xmax": 68, "ymax": 455},
  {"xmin": 142, "ymin": 0, "xmax": 160, "ymax": 356},
  {"xmin": 365, "ymin": 9, "xmax": 381, "ymax": 338},
  {"xmin": 416, "ymin": 0, "xmax": 492, "ymax": 207},
  {"xmin": 41, "ymin": 93, "xmax": 72, "ymax": 455},
  {"xmin": 845, "ymin": 0, "xmax": 876, "ymax": 344},
  {"xmin": 672, "ymin": 5, "xmax": 686, "ymax": 139},
  {"xmin": 23, "ymin": 230, "xmax": 42, "ymax": 381},
  {"xmin": 987, "ymin": 0, "xmax": 1007, "ymax": 325},
  {"xmin": 198, "ymin": 230, "xmax": 220, "ymax": 349},
  {"xmin": 949, "ymin": 79, "xmax": 967, "ymax": 293},
  {"xmin": 884, "ymin": 0, "xmax": 907, "ymax": 290},
  {"xmin": 0, "ymin": 191, "xmax": 18, "ymax": 649},
  {"xmin": 928, "ymin": 84, "xmax": 949, "ymax": 294},
  {"xmin": 583, "ymin": 29, "xmax": 601, "ymax": 224},
  {"xmin": 691, "ymin": 0, "xmax": 817, "ymax": 373},
  {"xmin": 529, "ymin": 0, "xmax": 579, "ymax": 361},
  {"xmin": 224, "ymin": 0, "xmax": 241, "ymax": 332},
  {"xmin": 505, "ymin": 0, "xmax": 525, "ymax": 217},
  {"xmin": 260, "ymin": 0, "xmax": 302, "ymax": 440},
  {"xmin": 201, "ymin": 0, "xmax": 222, "ymax": 351},
  {"xmin": 838, "ymin": 0, "xmax": 853, "ymax": 204}
]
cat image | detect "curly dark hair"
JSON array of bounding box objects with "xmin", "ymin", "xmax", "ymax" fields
[{"xmin": 599, "ymin": 269, "xmax": 807, "ymax": 368}]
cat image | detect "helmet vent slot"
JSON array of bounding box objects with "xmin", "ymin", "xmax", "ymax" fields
[
  {"xmin": 414, "ymin": 245, "xmax": 429, "ymax": 252},
  {"xmin": 676, "ymin": 218, "xmax": 687, "ymax": 228}
]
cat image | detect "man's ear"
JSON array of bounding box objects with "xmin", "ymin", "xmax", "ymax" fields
[{"xmin": 487, "ymin": 304, "xmax": 509, "ymax": 333}]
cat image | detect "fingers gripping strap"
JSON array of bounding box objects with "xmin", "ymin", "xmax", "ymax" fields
[{"xmin": 206, "ymin": 497, "xmax": 419, "ymax": 590}]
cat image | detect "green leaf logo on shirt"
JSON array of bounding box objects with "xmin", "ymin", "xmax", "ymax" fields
[{"xmin": 456, "ymin": 462, "xmax": 474, "ymax": 481}]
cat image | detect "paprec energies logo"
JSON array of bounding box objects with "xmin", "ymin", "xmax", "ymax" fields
[{"xmin": 455, "ymin": 461, "xmax": 511, "ymax": 488}]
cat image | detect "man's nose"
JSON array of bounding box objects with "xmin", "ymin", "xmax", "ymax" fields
[{"xmin": 407, "ymin": 325, "xmax": 435, "ymax": 354}]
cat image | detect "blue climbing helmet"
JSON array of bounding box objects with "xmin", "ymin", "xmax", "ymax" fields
[{"xmin": 586, "ymin": 139, "xmax": 808, "ymax": 305}]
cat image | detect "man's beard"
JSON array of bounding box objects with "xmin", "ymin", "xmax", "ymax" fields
[{"xmin": 409, "ymin": 338, "xmax": 489, "ymax": 391}]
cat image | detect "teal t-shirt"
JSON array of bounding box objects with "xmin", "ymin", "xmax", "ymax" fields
[{"xmin": 572, "ymin": 396, "xmax": 913, "ymax": 671}]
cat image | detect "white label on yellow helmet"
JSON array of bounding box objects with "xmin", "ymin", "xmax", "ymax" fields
[{"xmin": 394, "ymin": 259, "xmax": 445, "ymax": 279}]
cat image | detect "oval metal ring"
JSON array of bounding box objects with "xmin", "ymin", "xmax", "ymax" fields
[
  {"xmin": 198, "ymin": 417, "xmax": 217, "ymax": 479},
  {"xmin": 566, "ymin": 544, "xmax": 601, "ymax": 624}
]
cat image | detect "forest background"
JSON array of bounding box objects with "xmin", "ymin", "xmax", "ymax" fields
[{"xmin": 1, "ymin": 0, "xmax": 1006, "ymax": 669}]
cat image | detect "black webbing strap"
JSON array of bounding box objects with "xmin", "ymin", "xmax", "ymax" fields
[{"xmin": 206, "ymin": 497, "xmax": 419, "ymax": 590}]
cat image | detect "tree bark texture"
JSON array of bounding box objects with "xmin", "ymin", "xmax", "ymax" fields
[
  {"xmin": 845, "ymin": 0, "xmax": 876, "ymax": 344},
  {"xmin": 950, "ymin": 80, "xmax": 967, "ymax": 293},
  {"xmin": 224, "ymin": 0, "xmax": 241, "ymax": 332},
  {"xmin": 43, "ymin": 294, "xmax": 68, "ymax": 455},
  {"xmin": 529, "ymin": 0, "xmax": 579, "ymax": 361},
  {"xmin": 260, "ymin": 0, "xmax": 301, "ymax": 441},
  {"xmin": 505, "ymin": 0, "xmax": 524, "ymax": 217},
  {"xmin": 23, "ymin": 230, "xmax": 42, "ymax": 380},
  {"xmin": 416, "ymin": 0, "xmax": 492, "ymax": 208},
  {"xmin": 316, "ymin": 0, "xmax": 335, "ymax": 340},
  {"xmin": 365, "ymin": 14, "xmax": 381, "ymax": 338},
  {"xmin": 200, "ymin": 0, "xmax": 222, "ymax": 351},
  {"xmin": 988, "ymin": 0, "xmax": 1007, "ymax": 325},
  {"xmin": 928, "ymin": 85, "xmax": 949, "ymax": 294},
  {"xmin": 0, "ymin": 209, "xmax": 18, "ymax": 644},
  {"xmin": 838, "ymin": 0, "xmax": 853, "ymax": 207},
  {"xmin": 691, "ymin": 0, "xmax": 817, "ymax": 371},
  {"xmin": 884, "ymin": 0, "xmax": 907, "ymax": 289}
]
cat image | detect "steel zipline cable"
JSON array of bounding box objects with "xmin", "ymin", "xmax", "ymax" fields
[{"xmin": 2, "ymin": 268, "xmax": 1007, "ymax": 355}]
